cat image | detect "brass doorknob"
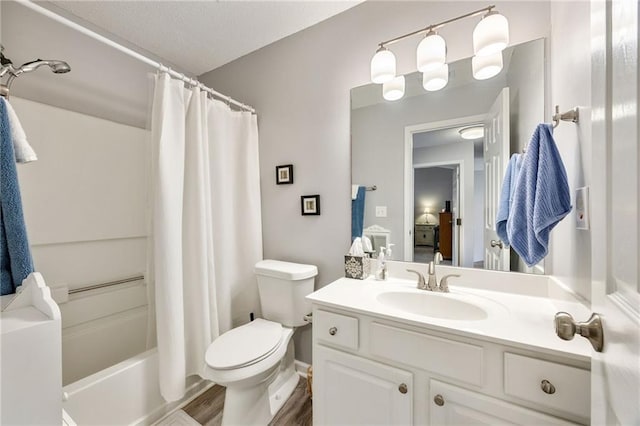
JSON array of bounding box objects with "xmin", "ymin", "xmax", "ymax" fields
[
  {"xmin": 554, "ymin": 312, "xmax": 604, "ymax": 352},
  {"xmin": 398, "ymin": 383, "xmax": 408, "ymax": 394}
]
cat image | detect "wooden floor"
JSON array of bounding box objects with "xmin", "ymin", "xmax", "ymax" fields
[{"xmin": 182, "ymin": 377, "xmax": 312, "ymax": 426}]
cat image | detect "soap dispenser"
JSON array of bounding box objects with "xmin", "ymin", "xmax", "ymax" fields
[
  {"xmin": 386, "ymin": 243, "xmax": 395, "ymax": 261},
  {"xmin": 375, "ymin": 247, "xmax": 387, "ymax": 281}
]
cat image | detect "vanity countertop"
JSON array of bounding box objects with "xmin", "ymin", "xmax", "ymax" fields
[{"xmin": 307, "ymin": 273, "xmax": 593, "ymax": 363}]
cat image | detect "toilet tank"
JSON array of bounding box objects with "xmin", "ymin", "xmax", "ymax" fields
[{"xmin": 254, "ymin": 260, "xmax": 318, "ymax": 327}]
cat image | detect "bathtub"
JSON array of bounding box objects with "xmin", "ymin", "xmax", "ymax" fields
[{"xmin": 63, "ymin": 348, "xmax": 209, "ymax": 425}]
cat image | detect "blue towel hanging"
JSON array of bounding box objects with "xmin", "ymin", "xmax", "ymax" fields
[
  {"xmin": 496, "ymin": 153, "xmax": 522, "ymax": 245},
  {"xmin": 351, "ymin": 186, "xmax": 366, "ymax": 241},
  {"xmin": 507, "ymin": 123, "xmax": 572, "ymax": 267},
  {"xmin": 0, "ymin": 98, "xmax": 34, "ymax": 295}
]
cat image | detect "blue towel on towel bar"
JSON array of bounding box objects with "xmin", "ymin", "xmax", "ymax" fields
[
  {"xmin": 351, "ymin": 185, "xmax": 366, "ymax": 241},
  {"xmin": 0, "ymin": 98, "xmax": 34, "ymax": 295},
  {"xmin": 507, "ymin": 124, "xmax": 571, "ymax": 267},
  {"xmin": 496, "ymin": 153, "xmax": 522, "ymax": 246}
]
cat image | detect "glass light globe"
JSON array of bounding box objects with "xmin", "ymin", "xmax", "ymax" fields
[
  {"xmin": 370, "ymin": 48, "xmax": 396, "ymax": 84},
  {"xmin": 473, "ymin": 11, "xmax": 509, "ymax": 57},
  {"xmin": 416, "ymin": 31, "xmax": 446, "ymax": 72},
  {"xmin": 459, "ymin": 126, "xmax": 485, "ymax": 140},
  {"xmin": 383, "ymin": 75, "xmax": 405, "ymax": 101},
  {"xmin": 472, "ymin": 52, "xmax": 503, "ymax": 80},
  {"xmin": 422, "ymin": 64, "xmax": 449, "ymax": 91}
]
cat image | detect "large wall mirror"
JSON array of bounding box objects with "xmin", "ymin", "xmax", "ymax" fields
[{"xmin": 351, "ymin": 38, "xmax": 545, "ymax": 274}]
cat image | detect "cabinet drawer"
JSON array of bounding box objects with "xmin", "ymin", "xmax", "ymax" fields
[
  {"xmin": 504, "ymin": 353, "xmax": 590, "ymax": 420},
  {"xmin": 370, "ymin": 323, "xmax": 483, "ymax": 386},
  {"xmin": 314, "ymin": 310, "xmax": 358, "ymax": 350},
  {"xmin": 430, "ymin": 380, "xmax": 581, "ymax": 426}
]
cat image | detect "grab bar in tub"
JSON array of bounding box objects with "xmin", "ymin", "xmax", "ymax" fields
[{"xmin": 68, "ymin": 275, "xmax": 144, "ymax": 295}]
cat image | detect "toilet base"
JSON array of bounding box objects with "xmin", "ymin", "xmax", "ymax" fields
[{"xmin": 220, "ymin": 340, "xmax": 299, "ymax": 426}]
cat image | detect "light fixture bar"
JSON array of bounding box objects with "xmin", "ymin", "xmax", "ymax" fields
[{"xmin": 378, "ymin": 5, "xmax": 495, "ymax": 48}]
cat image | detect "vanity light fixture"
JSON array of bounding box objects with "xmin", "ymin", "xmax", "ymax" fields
[
  {"xmin": 422, "ymin": 63, "xmax": 449, "ymax": 91},
  {"xmin": 369, "ymin": 4, "xmax": 509, "ymax": 99},
  {"xmin": 416, "ymin": 29, "xmax": 446, "ymax": 72},
  {"xmin": 383, "ymin": 75, "xmax": 405, "ymax": 101},
  {"xmin": 370, "ymin": 46, "xmax": 396, "ymax": 84},
  {"xmin": 473, "ymin": 10, "xmax": 510, "ymax": 57},
  {"xmin": 459, "ymin": 125, "xmax": 485, "ymax": 140},
  {"xmin": 472, "ymin": 51, "xmax": 504, "ymax": 80}
]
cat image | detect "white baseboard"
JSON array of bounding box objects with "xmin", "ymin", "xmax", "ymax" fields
[{"xmin": 294, "ymin": 360, "xmax": 310, "ymax": 379}]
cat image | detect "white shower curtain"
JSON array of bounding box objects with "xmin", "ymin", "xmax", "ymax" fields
[{"xmin": 150, "ymin": 73, "xmax": 262, "ymax": 402}]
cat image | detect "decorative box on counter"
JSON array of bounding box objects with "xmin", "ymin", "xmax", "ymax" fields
[{"xmin": 344, "ymin": 255, "xmax": 371, "ymax": 280}]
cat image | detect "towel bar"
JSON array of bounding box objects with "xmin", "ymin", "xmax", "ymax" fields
[{"xmin": 552, "ymin": 105, "xmax": 579, "ymax": 128}]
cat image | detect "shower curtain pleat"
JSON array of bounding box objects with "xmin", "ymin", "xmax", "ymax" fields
[{"xmin": 150, "ymin": 73, "xmax": 262, "ymax": 402}]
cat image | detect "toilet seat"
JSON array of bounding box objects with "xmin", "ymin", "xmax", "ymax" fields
[{"xmin": 205, "ymin": 319, "xmax": 283, "ymax": 370}]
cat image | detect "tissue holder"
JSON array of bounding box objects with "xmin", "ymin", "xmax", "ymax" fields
[{"xmin": 344, "ymin": 255, "xmax": 371, "ymax": 280}]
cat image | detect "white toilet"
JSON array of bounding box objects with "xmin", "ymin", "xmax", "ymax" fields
[{"xmin": 203, "ymin": 259, "xmax": 317, "ymax": 425}]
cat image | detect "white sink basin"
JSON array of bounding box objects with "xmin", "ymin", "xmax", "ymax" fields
[{"xmin": 376, "ymin": 291, "xmax": 489, "ymax": 321}]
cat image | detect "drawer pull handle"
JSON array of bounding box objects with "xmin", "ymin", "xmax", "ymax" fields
[
  {"xmin": 541, "ymin": 379, "xmax": 556, "ymax": 394},
  {"xmin": 434, "ymin": 394, "xmax": 445, "ymax": 406},
  {"xmin": 398, "ymin": 383, "xmax": 408, "ymax": 394},
  {"xmin": 328, "ymin": 327, "xmax": 338, "ymax": 336}
]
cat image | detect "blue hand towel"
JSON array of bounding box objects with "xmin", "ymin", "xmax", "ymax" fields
[
  {"xmin": 507, "ymin": 124, "xmax": 572, "ymax": 267},
  {"xmin": 0, "ymin": 98, "xmax": 34, "ymax": 295},
  {"xmin": 351, "ymin": 185, "xmax": 366, "ymax": 241},
  {"xmin": 496, "ymin": 153, "xmax": 522, "ymax": 245}
]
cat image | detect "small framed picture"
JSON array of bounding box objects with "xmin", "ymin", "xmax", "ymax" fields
[
  {"xmin": 276, "ymin": 164, "xmax": 294, "ymax": 185},
  {"xmin": 301, "ymin": 195, "xmax": 321, "ymax": 216}
]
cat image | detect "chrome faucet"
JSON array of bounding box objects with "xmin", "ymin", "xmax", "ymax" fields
[
  {"xmin": 426, "ymin": 262, "xmax": 438, "ymax": 291},
  {"xmin": 407, "ymin": 265, "xmax": 460, "ymax": 293},
  {"xmin": 406, "ymin": 269, "xmax": 427, "ymax": 290},
  {"xmin": 437, "ymin": 274, "xmax": 461, "ymax": 293}
]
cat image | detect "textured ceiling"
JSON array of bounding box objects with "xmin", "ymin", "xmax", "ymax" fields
[{"xmin": 49, "ymin": 1, "xmax": 362, "ymax": 76}]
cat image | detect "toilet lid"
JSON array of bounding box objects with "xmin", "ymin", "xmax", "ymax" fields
[{"xmin": 205, "ymin": 319, "xmax": 283, "ymax": 370}]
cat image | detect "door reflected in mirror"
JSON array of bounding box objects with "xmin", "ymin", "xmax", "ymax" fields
[{"xmin": 351, "ymin": 38, "xmax": 545, "ymax": 274}]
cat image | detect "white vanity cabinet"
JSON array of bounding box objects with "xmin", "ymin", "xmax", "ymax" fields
[
  {"xmin": 314, "ymin": 346, "xmax": 413, "ymax": 425},
  {"xmin": 311, "ymin": 306, "xmax": 590, "ymax": 426}
]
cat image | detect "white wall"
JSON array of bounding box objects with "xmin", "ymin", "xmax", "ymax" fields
[
  {"xmin": 200, "ymin": 1, "xmax": 551, "ymax": 363},
  {"xmin": 547, "ymin": 1, "xmax": 593, "ymax": 301},
  {"xmin": 12, "ymin": 97, "xmax": 150, "ymax": 384},
  {"xmin": 506, "ymin": 38, "xmax": 546, "ymax": 153}
]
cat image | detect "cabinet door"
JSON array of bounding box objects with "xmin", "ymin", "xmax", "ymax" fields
[
  {"xmin": 429, "ymin": 380, "xmax": 581, "ymax": 425},
  {"xmin": 438, "ymin": 212, "xmax": 453, "ymax": 259},
  {"xmin": 313, "ymin": 345, "xmax": 412, "ymax": 426}
]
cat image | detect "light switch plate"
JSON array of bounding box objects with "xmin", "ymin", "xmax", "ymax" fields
[
  {"xmin": 375, "ymin": 206, "xmax": 387, "ymax": 217},
  {"xmin": 575, "ymin": 186, "xmax": 589, "ymax": 230}
]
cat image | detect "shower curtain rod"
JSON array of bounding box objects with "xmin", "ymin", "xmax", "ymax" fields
[{"xmin": 14, "ymin": 0, "xmax": 256, "ymax": 113}]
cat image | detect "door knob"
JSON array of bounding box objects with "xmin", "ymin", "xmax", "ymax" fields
[
  {"xmin": 554, "ymin": 312, "xmax": 604, "ymax": 352},
  {"xmin": 490, "ymin": 239, "xmax": 504, "ymax": 249},
  {"xmin": 328, "ymin": 327, "xmax": 337, "ymax": 336}
]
